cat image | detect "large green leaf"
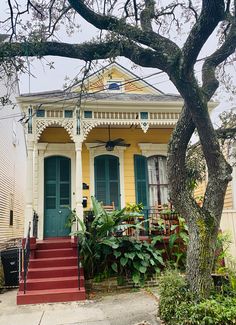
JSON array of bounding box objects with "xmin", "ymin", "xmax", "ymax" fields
[
  {"xmin": 151, "ymin": 235, "xmax": 163, "ymax": 245},
  {"xmin": 169, "ymin": 233, "xmax": 178, "ymax": 249},
  {"xmin": 155, "ymin": 255, "xmax": 165, "ymax": 266},
  {"xmin": 111, "ymin": 262, "xmax": 118, "ymax": 273},
  {"xmin": 139, "ymin": 266, "xmax": 147, "ymax": 273},
  {"xmin": 102, "ymin": 238, "xmax": 119, "ymax": 249},
  {"xmin": 114, "ymin": 251, "xmax": 122, "ymax": 258},
  {"xmin": 120, "ymin": 257, "xmax": 128, "ymax": 267},
  {"xmin": 150, "ymin": 259, "xmax": 155, "ymax": 266},
  {"xmin": 136, "ymin": 253, "xmax": 144, "ymax": 260},
  {"xmin": 132, "ymin": 272, "xmax": 140, "ymax": 284},
  {"xmin": 133, "ymin": 260, "xmax": 141, "ymax": 271},
  {"xmin": 125, "ymin": 252, "xmax": 136, "ymax": 260}
]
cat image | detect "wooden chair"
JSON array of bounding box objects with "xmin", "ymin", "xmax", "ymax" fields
[{"xmin": 102, "ymin": 201, "xmax": 115, "ymax": 212}]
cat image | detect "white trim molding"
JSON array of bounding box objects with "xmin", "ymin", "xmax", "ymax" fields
[
  {"xmin": 138, "ymin": 143, "xmax": 168, "ymax": 157},
  {"xmin": 35, "ymin": 142, "xmax": 76, "ymax": 239},
  {"xmin": 85, "ymin": 143, "xmax": 127, "ymax": 208}
]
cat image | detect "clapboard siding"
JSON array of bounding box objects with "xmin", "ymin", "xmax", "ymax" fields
[
  {"xmin": 221, "ymin": 210, "xmax": 236, "ymax": 259},
  {"xmin": 0, "ymin": 83, "xmax": 26, "ymax": 244}
]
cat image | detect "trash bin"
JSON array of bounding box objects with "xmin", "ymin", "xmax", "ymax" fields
[{"xmin": 0, "ymin": 248, "xmax": 19, "ymax": 287}]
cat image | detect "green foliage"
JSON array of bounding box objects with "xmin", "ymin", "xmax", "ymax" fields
[
  {"xmin": 125, "ymin": 203, "xmax": 144, "ymax": 213},
  {"xmin": 159, "ymin": 270, "xmax": 236, "ymax": 325},
  {"xmin": 213, "ymin": 231, "xmax": 232, "ymax": 273},
  {"xmin": 102, "ymin": 236, "xmax": 164, "ymax": 285},
  {"xmin": 65, "ymin": 208, "xmax": 77, "ymax": 228},
  {"xmin": 73, "ymin": 197, "xmax": 164, "ymax": 285},
  {"xmin": 152, "ymin": 216, "xmax": 189, "ymax": 270},
  {"xmin": 175, "ymin": 296, "xmax": 236, "ymax": 324},
  {"xmin": 186, "ymin": 144, "xmax": 206, "ymax": 192},
  {"xmin": 158, "ymin": 269, "xmax": 190, "ymax": 324}
]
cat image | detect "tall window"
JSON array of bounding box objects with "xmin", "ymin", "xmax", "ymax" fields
[{"xmin": 147, "ymin": 156, "xmax": 168, "ymax": 206}]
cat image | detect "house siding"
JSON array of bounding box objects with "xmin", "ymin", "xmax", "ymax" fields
[
  {"xmin": 0, "ymin": 84, "xmax": 26, "ymax": 244},
  {"xmin": 82, "ymin": 127, "xmax": 172, "ymax": 208}
]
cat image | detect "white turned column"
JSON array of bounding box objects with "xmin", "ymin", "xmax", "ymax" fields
[
  {"xmin": 37, "ymin": 144, "xmax": 47, "ymax": 240},
  {"xmin": 75, "ymin": 141, "xmax": 83, "ymax": 228},
  {"xmin": 24, "ymin": 140, "xmax": 34, "ymax": 236}
]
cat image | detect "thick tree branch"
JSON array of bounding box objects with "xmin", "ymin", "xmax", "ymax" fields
[
  {"xmin": 182, "ymin": 0, "xmax": 225, "ymax": 73},
  {"xmin": 140, "ymin": 0, "xmax": 155, "ymax": 31},
  {"xmin": 0, "ymin": 39, "xmax": 163, "ymax": 70},
  {"xmin": 67, "ymin": 0, "xmax": 181, "ymax": 72},
  {"xmin": 0, "ymin": 40, "xmax": 121, "ymax": 61},
  {"xmin": 202, "ymin": 19, "xmax": 236, "ymax": 100},
  {"xmin": 168, "ymin": 105, "xmax": 197, "ymax": 225}
]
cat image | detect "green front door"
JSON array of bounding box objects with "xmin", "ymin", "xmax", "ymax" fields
[
  {"xmin": 94, "ymin": 155, "xmax": 120, "ymax": 208},
  {"xmin": 44, "ymin": 156, "xmax": 71, "ymax": 237}
]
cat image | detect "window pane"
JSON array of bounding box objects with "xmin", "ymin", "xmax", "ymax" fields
[
  {"xmin": 46, "ymin": 198, "xmax": 56, "ymax": 209},
  {"xmin": 60, "ymin": 198, "xmax": 69, "ymax": 206},
  {"xmin": 60, "ymin": 159, "xmax": 70, "ymax": 182},
  {"xmin": 46, "ymin": 183, "xmax": 56, "ymax": 196},
  {"xmin": 60, "ymin": 183, "xmax": 69, "ymax": 198},
  {"xmin": 45, "ymin": 159, "xmax": 56, "ymax": 181},
  {"xmin": 147, "ymin": 156, "xmax": 168, "ymax": 206},
  {"xmin": 64, "ymin": 110, "xmax": 73, "ymax": 118}
]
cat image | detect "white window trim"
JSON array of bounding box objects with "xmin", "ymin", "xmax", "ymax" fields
[
  {"xmin": 85, "ymin": 143, "xmax": 126, "ymax": 208},
  {"xmin": 138, "ymin": 143, "xmax": 168, "ymax": 157}
]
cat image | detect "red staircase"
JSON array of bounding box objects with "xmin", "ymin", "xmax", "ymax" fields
[{"xmin": 17, "ymin": 238, "xmax": 86, "ymax": 305}]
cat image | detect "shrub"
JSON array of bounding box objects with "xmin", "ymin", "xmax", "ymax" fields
[
  {"xmin": 74, "ymin": 197, "xmax": 164, "ymax": 285},
  {"xmin": 158, "ymin": 270, "xmax": 236, "ymax": 325},
  {"xmin": 158, "ymin": 269, "xmax": 189, "ymax": 324},
  {"xmin": 175, "ymin": 296, "xmax": 236, "ymax": 324}
]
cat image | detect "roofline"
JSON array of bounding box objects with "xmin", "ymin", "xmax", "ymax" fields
[{"xmin": 69, "ymin": 61, "xmax": 164, "ymax": 95}]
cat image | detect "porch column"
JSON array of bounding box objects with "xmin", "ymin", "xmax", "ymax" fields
[
  {"xmin": 75, "ymin": 141, "xmax": 83, "ymax": 226},
  {"xmin": 24, "ymin": 140, "xmax": 34, "ymax": 236}
]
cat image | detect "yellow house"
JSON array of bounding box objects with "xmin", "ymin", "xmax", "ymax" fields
[{"xmin": 17, "ymin": 62, "xmax": 185, "ymax": 239}]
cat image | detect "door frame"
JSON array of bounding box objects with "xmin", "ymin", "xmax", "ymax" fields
[
  {"xmin": 85, "ymin": 143, "xmax": 126, "ymax": 208},
  {"xmin": 36, "ymin": 143, "xmax": 76, "ymax": 240}
]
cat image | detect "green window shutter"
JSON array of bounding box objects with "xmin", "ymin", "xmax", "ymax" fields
[
  {"xmin": 108, "ymin": 156, "xmax": 119, "ymax": 208},
  {"xmin": 134, "ymin": 155, "xmax": 148, "ymax": 208},
  {"xmin": 94, "ymin": 155, "xmax": 120, "ymax": 208},
  {"xmin": 95, "ymin": 156, "xmax": 107, "ymax": 204}
]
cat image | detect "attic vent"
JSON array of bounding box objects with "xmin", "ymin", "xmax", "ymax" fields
[{"xmin": 107, "ymin": 80, "xmax": 123, "ymax": 92}]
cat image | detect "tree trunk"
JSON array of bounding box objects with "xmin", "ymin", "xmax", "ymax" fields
[
  {"xmin": 186, "ymin": 215, "xmax": 218, "ymax": 298},
  {"xmin": 167, "ymin": 91, "xmax": 232, "ymax": 298}
]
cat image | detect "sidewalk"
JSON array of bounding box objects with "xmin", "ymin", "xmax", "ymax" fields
[{"xmin": 0, "ymin": 288, "xmax": 160, "ymax": 325}]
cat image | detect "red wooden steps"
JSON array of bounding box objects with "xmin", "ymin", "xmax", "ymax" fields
[{"xmin": 17, "ymin": 238, "xmax": 86, "ymax": 305}]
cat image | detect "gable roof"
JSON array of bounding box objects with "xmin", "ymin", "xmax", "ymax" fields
[{"xmin": 71, "ymin": 62, "xmax": 164, "ymax": 95}]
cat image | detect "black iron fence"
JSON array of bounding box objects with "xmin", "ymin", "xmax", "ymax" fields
[{"xmin": 23, "ymin": 222, "xmax": 31, "ymax": 294}]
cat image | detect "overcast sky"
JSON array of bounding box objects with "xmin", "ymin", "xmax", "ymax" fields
[{"xmin": 1, "ymin": 0, "xmax": 236, "ymax": 124}]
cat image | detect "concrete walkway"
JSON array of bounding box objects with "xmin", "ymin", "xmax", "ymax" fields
[{"xmin": 0, "ymin": 289, "xmax": 161, "ymax": 325}]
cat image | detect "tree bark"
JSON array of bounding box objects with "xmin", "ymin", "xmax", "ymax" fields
[
  {"xmin": 167, "ymin": 76, "xmax": 232, "ymax": 298},
  {"xmin": 186, "ymin": 218, "xmax": 218, "ymax": 298}
]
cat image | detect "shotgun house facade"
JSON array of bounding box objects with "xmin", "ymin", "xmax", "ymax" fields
[
  {"xmin": 17, "ymin": 62, "xmax": 194, "ymax": 239},
  {"xmin": 0, "ymin": 75, "xmax": 26, "ymax": 247}
]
